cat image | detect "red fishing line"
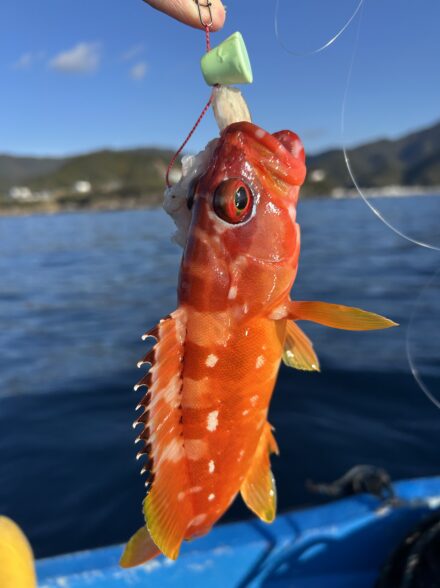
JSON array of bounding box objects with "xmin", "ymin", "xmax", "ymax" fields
[{"xmin": 165, "ymin": 25, "xmax": 214, "ymax": 188}]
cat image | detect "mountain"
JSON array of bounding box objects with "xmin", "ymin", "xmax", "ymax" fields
[
  {"xmin": 26, "ymin": 148, "xmax": 175, "ymax": 195},
  {"xmin": 304, "ymin": 120, "xmax": 440, "ymax": 195},
  {"xmin": 0, "ymin": 120, "xmax": 439, "ymax": 206},
  {"xmin": 0, "ymin": 155, "xmax": 64, "ymax": 192}
]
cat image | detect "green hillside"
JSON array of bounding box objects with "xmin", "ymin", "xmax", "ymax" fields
[
  {"xmin": 0, "ymin": 120, "xmax": 439, "ymax": 209},
  {"xmin": 27, "ymin": 148, "xmax": 174, "ymax": 194},
  {"xmin": 304, "ymin": 120, "xmax": 440, "ymax": 195}
]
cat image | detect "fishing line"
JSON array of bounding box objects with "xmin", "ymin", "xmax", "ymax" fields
[
  {"xmin": 273, "ymin": 1, "xmax": 440, "ymax": 402},
  {"xmin": 274, "ymin": 0, "xmax": 365, "ymax": 57},
  {"xmin": 406, "ymin": 267, "xmax": 440, "ymax": 411},
  {"xmin": 165, "ymin": 1, "xmax": 215, "ymax": 187},
  {"xmin": 165, "ymin": 83, "xmax": 214, "ymax": 187},
  {"xmin": 340, "ymin": 2, "xmax": 440, "ymax": 251}
]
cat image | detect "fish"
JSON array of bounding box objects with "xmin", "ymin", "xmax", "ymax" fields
[{"xmin": 121, "ymin": 121, "xmax": 397, "ymax": 567}]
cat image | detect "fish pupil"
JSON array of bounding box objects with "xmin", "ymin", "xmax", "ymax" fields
[{"xmin": 235, "ymin": 187, "xmax": 248, "ymax": 211}]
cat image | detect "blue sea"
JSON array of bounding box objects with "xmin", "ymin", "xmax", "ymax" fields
[{"xmin": 0, "ymin": 196, "xmax": 439, "ymax": 559}]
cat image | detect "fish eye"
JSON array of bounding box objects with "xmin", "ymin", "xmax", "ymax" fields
[{"xmin": 213, "ymin": 179, "xmax": 253, "ymax": 224}]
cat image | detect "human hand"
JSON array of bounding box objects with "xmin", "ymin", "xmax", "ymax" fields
[{"xmin": 143, "ymin": 0, "xmax": 226, "ymax": 31}]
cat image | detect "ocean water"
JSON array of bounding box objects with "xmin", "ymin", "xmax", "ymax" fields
[{"xmin": 0, "ymin": 196, "xmax": 439, "ymax": 559}]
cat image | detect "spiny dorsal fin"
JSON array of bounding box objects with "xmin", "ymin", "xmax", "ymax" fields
[
  {"xmin": 282, "ymin": 321, "xmax": 320, "ymax": 372},
  {"xmin": 240, "ymin": 423, "xmax": 279, "ymax": 523},
  {"xmin": 130, "ymin": 309, "xmax": 193, "ymax": 561}
]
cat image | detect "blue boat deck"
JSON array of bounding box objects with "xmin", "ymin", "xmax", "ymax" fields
[{"xmin": 37, "ymin": 477, "xmax": 440, "ymax": 588}]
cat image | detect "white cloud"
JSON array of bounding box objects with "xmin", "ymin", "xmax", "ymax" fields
[
  {"xmin": 13, "ymin": 51, "xmax": 45, "ymax": 69},
  {"xmin": 120, "ymin": 44, "xmax": 145, "ymax": 62},
  {"xmin": 130, "ymin": 61, "xmax": 148, "ymax": 81},
  {"xmin": 49, "ymin": 42, "xmax": 101, "ymax": 74}
]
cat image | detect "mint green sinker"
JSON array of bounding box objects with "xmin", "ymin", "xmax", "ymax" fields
[{"xmin": 201, "ymin": 32, "xmax": 253, "ymax": 86}]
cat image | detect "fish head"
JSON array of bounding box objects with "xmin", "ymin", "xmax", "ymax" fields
[{"xmin": 179, "ymin": 122, "xmax": 306, "ymax": 314}]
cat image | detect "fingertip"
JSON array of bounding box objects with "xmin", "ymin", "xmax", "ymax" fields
[{"xmin": 209, "ymin": 2, "xmax": 226, "ymax": 32}]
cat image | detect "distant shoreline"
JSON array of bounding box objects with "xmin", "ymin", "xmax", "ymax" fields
[
  {"xmin": 0, "ymin": 195, "xmax": 161, "ymax": 217},
  {"xmin": 0, "ymin": 190, "xmax": 439, "ymax": 217}
]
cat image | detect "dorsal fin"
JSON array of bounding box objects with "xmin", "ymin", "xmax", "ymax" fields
[
  {"xmin": 282, "ymin": 321, "xmax": 320, "ymax": 372},
  {"xmin": 240, "ymin": 423, "xmax": 279, "ymax": 523},
  {"xmin": 129, "ymin": 309, "xmax": 194, "ymax": 561}
]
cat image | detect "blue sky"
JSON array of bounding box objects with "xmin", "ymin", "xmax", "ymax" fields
[{"xmin": 1, "ymin": 0, "xmax": 439, "ymax": 157}]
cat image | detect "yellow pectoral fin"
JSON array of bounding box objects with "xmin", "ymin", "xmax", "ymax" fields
[
  {"xmin": 120, "ymin": 526, "xmax": 161, "ymax": 568},
  {"xmin": 282, "ymin": 321, "xmax": 320, "ymax": 372},
  {"xmin": 240, "ymin": 423, "xmax": 279, "ymax": 524},
  {"xmin": 0, "ymin": 516, "xmax": 36, "ymax": 588},
  {"xmin": 289, "ymin": 301, "xmax": 398, "ymax": 331}
]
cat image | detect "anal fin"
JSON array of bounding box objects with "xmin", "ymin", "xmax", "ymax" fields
[
  {"xmin": 240, "ymin": 423, "xmax": 279, "ymax": 524},
  {"xmin": 120, "ymin": 526, "xmax": 161, "ymax": 568},
  {"xmin": 282, "ymin": 321, "xmax": 320, "ymax": 371}
]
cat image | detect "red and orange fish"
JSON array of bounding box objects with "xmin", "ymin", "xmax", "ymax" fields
[{"xmin": 121, "ymin": 122, "xmax": 396, "ymax": 566}]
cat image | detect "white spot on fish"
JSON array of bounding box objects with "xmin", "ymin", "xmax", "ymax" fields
[
  {"xmin": 256, "ymin": 355, "xmax": 265, "ymax": 369},
  {"xmin": 270, "ymin": 306, "xmax": 288, "ymax": 320},
  {"xmin": 207, "ymin": 410, "xmax": 219, "ymax": 432},
  {"xmin": 208, "ymin": 460, "xmax": 215, "ymax": 473},
  {"xmin": 206, "ymin": 354, "xmax": 218, "ymax": 368},
  {"xmin": 208, "ymin": 493, "xmax": 215, "ymax": 501},
  {"xmin": 185, "ymin": 439, "xmax": 208, "ymax": 460},
  {"xmin": 243, "ymin": 304, "xmax": 249, "ymax": 314},
  {"xmin": 255, "ymin": 128, "xmax": 266, "ymax": 139},
  {"xmin": 161, "ymin": 438, "xmax": 184, "ymax": 463},
  {"xmin": 188, "ymin": 513, "xmax": 207, "ymax": 527},
  {"xmin": 189, "ymin": 486, "xmax": 202, "ymax": 494},
  {"xmin": 178, "ymin": 487, "xmax": 202, "ymax": 502},
  {"xmin": 250, "ymin": 395, "xmax": 258, "ymax": 407},
  {"xmin": 228, "ymin": 285, "xmax": 237, "ymax": 300},
  {"xmin": 269, "ymin": 489, "xmax": 274, "ymax": 497},
  {"xmin": 242, "ymin": 409, "xmax": 249, "ymax": 416},
  {"xmin": 237, "ymin": 449, "xmax": 245, "ymax": 462},
  {"xmin": 312, "ymin": 363, "xmax": 318, "ymax": 370}
]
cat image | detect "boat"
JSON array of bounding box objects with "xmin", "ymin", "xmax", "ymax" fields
[{"xmin": 36, "ymin": 476, "xmax": 440, "ymax": 588}]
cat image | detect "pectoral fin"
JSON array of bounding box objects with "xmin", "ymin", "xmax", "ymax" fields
[
  {"xmin": 120, "ymin": 526, "xmax": 161, "ymax": 568},
  {"xmin": 288, "ymin": 301, "xmax": 398, "ymax": 331},
  {"xmin": 283, "ymin": 321, "xmax": 320, "ymax": 371},
  {"xmin": 240, "ymin": 423, "xmax": 279, "ymax": 523}
]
